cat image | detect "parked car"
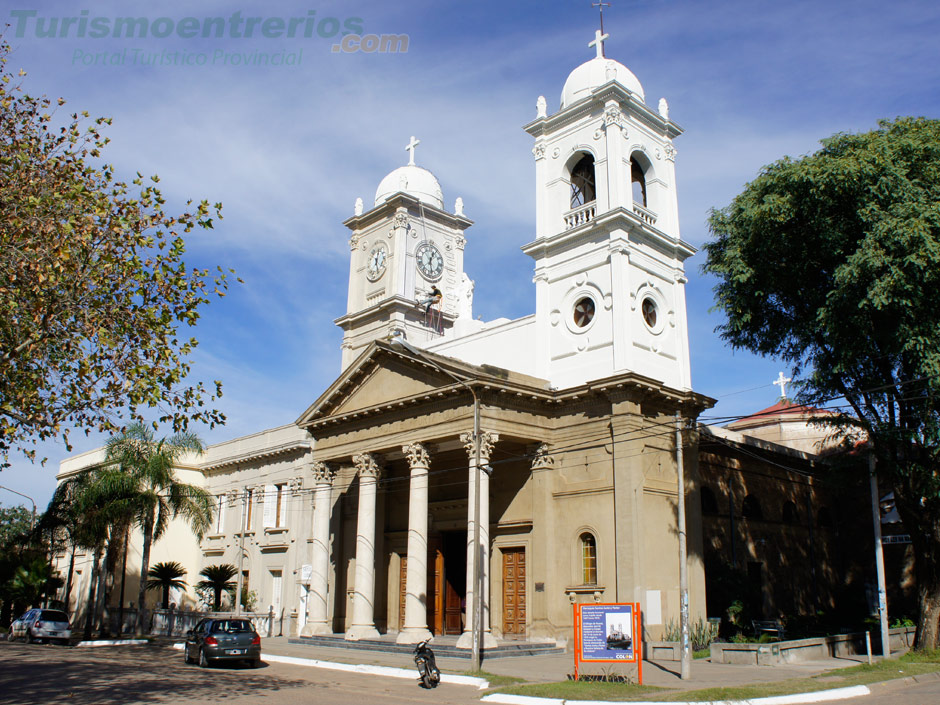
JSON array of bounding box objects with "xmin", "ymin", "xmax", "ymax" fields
[
  {"xmin": 10, "ymin": 609, "xmax": 72, "ymax": 645},
  {"xmin": 184, "ymin": 618, "xmax": 261, "ymax": 668}
]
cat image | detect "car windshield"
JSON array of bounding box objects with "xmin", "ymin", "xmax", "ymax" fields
[
  {"xmin": 39, "ymin": 611, "xmax": 69, "ymax": 622},
  {"xmin": 211, "ymin": 620, "xmax": 254, "ymax": 634}
]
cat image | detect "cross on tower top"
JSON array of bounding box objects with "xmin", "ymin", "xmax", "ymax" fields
[
  {"xmin": 588, "ymin": 28, "xmax": 609, "ymax": 59},
  {"xmin": 593, "ymin": 1, "xmax": 611, "ymax": 34},
  {"xmin": 405, "ymin": 135, "xmax": 420, "ymax": 166},
  {"xmin": 773, "ymin": 371, "xmax": 792, "ymax": 400}
]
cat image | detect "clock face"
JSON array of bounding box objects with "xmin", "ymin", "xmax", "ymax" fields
[
  {"xmin": 415, "ymin": 242, "xmax": 444, "ymax": 281},
  {"xmin": 366, "ymin": 243, "xmax": 387, "ymax": 281}
]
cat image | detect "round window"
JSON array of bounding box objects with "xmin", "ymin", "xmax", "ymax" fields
[
  {"xmin": 573, "ymin": 297, "xmax": 596, "ymax": 328},
  {"xmin": 641, "ymin": 297, "xmax": 658, "ymax": 329}
]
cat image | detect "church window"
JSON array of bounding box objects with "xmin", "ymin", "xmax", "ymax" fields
[
  {"xmin": 641, "ymin": 297, "xmax": 658, "ymax": 329},
  {"xmin": 701, "ymin": 487, "xmax": 719, "ymax": 516},
  {"xmin": 580, "ymin": 533, "xmax": 597, "ymax": 585},
  {"xmin": 782, "ymin": 501, "xmax": 799, "ymax": 524},
  {"xmin": 573, "ymin": 296, "xmax": 596, "ymax": 328},
  {"xmin": 742, "ymin": 495, "xmax": 763, "ymax": 520},
  {"xmin": 570, "ymin": 154, "xmax": 596, "ymax": 208},
  {"xmin": 631, "ymin": 157, "xmax": 647, "ymax": 207}
]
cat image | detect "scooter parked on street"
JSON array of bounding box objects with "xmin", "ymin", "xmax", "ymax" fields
[{"xmin": 413, "ymin": 639, "xmax": 441, "ymax": 688}]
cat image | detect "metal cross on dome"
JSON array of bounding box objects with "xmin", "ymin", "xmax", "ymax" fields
[
  {"xmin": 405, "ymin": 135, "xmax": 420, "ymax": 166},
  {"xmin": 591, "ymin": 1, "xmax": 611, "ymax": 57},
  {"xmin": 773, "ymin": 371, "xmax": 792, "ymax": 400}
]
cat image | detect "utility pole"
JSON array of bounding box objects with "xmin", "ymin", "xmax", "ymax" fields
[
  {"xmin": 235, "ymin": 489, "xmax": 248, "ymax": 615},
  {"xmin": 675, "ymin": 413, "xmax": 691, "ymax": 680},
  {"xmin": 869, "ymin": 454, "xmax": 890, "ymax": 658}
]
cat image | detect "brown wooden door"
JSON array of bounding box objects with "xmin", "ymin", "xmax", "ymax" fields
[
  {"xmin": 502, "ymin": 547, "xmax": 526, "ymax": 639},
  {"xmin": 399, "ymin": 539, "xmax": 445, "ymax": 634},
  {"xmin": 398, "ymin": 556, "xmax": 407, "ymax": 631}
]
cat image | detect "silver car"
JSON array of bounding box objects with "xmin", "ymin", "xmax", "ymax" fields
[
  {"xmin": 184, "ymin": 618, "xmax": 261, "ymax": 668},
  {"xmin": 10, "ymin": 609, "xmax": 72, "ymax": 645}
]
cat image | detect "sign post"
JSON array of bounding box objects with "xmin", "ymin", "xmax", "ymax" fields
[{"xmin": 573, "ymin": 602, "xmax": 642, "ymax": 685}]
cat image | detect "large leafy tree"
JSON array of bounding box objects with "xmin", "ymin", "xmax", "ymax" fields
[
  {"xmin": 104, "ymin": 423, "xmax": 213, "ymax": 634},
  {"xmin": 0, "ymin": 40, "xmax": 235, "ymax": 465},
  {"xmin": 703, "ymin": 117, "xmax": 940, "ymax": 648}
]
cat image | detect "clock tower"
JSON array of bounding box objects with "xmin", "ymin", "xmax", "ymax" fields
[{"xmin": 335, "ymin": 138, "xmax": 473, "ymax": 370}]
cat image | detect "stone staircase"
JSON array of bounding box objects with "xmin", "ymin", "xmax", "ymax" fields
[{"xmin": 288, "ymin": 634, "xmax": 565, "ymax": 659}]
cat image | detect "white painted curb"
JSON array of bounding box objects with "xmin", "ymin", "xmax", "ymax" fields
[
  {"xmin": 480, "ymin": 684, "xmax": 871, "ymax": 705},
  {"xmin": 170, "ymin": 643, "xmax": 489, "ymax": 690},
  {"xmin": 76, "ymin": 639, "xmax": 149, "ymax": 647}
]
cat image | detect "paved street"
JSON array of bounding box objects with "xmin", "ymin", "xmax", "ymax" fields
[
  {"xmin": 862, "ymin": 676, "xmax": 940, "ymax": 705},
  {"xmin": 0, "ymin": 642, "xmax": 483, "ymax": 705}
]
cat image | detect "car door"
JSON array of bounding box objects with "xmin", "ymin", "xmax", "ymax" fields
[{"xmin": 186, "ymin": 619, "xmax": 206, "ymax": 658}]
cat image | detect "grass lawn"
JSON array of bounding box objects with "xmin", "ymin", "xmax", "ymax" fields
[{"xmin": 493, "ymin": 650, "xmax": 940, "ymax": 702}]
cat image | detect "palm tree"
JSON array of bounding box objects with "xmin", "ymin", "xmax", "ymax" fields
[
  {"xmin": 196, "ymin": 564, "xmax": 237, "ymax": 611},
  {"xmin": 146, "ymin": 561, "xmax": 188, "ymax": 609},
  {"xmin": 104, "ymin": 423, "xmax": 214, "ymax": 635}
]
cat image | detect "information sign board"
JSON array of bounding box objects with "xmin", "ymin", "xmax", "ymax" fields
[{"xmin": 573, "ymin": 602, "xmax": 642, "ymax": 683}]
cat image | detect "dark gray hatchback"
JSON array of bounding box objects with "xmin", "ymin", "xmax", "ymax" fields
[{"xmin": 184, "ymin": 618, "xmax": 261, "ymax": 668}]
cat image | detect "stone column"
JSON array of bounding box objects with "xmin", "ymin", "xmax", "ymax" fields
[
  {"xmin": 457, "ymin": 431, "xmax": 499, "ymax": 650},
  {"xmin": 302, "ymin": 462, "xmax": 335, "ymax": 636},
  {"xmin": 396, "ymin": 442, "xmax": 433, "ymax": 643},
  {"xmin": 346, "ymin": 452, "xmax": 384, "ymax": 640},
  {"xmin": 529, "ymin": 444, "xmax": 556, "ymax": 640}
]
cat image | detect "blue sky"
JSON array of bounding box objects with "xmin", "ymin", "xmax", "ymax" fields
[{"xmin": 2, "ymin": 0, "xmax": 939, "ymax": 511}]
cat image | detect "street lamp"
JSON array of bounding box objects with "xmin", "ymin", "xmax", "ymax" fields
[
  {"xmin": 388, "ymin": 333, "xmax": 485, "ymax": 671},
  {"xmin": 0, "ymin": 485, "xmax": 37, "ymax": 530}
]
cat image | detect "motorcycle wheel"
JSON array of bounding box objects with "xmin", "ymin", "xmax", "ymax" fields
[
  {"xmin": 420, "ymin": 671, "xmax": 432, "ymax": 688},
  {"xmin": 430, "ymin": 667, "xmax": 441, "ymax": 687}
]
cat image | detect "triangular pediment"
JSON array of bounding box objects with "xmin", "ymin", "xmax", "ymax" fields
[{"xmin": 296, "ymin": 341, "xmax": 485, "ymax": 426}]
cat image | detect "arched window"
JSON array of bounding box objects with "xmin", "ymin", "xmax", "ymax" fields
[
  {"xmin": 580, "ymin": 533, "xmax": 597, "ymax": 585},
  {"xmin": 570, "ymin": 154, "xmax": 596, "ymax": 208},
  {"xmin": 742, "ymin": 495, "xmax": 763, "ymax": 520},
  {"xmin": 782, "ymin": 501, "xmax": 799, "ymax": 524},
  {"xmin": 701, "ymin": 487, "xmax": 719, "ymax": 516},
  {"xmin": 631, "ymin": 157, "xmax": 647, "ymax": 207}
]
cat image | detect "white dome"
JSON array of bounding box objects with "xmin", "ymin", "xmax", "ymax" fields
[
  {"xmin": 560, "ymin": 57, "xmax": 645, "ymax": 109},
  {"xmin": 374, "ymin": 165, "xmax": 444, "ymax": 210}
]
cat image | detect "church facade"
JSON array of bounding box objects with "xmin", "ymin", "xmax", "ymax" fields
[{"xmin": 55, "ymin": 34, "xmax": 871, "ymax": 646}]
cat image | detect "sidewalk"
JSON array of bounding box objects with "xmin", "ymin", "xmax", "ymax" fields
[{"xmin": 256, "ymin": 635, "xmax": 874, "ymax": 694}]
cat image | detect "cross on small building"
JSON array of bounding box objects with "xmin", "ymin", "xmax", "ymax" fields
[
  {"xmin": 405, "ymin": 135, "xmax": 420, "ymax": 166},
  {"xmin": 773, "ymin": 371, "xmax": 792, "ymax": 400},
  {"xmin": 588, "ymin": 28, "xmax": 609, "ymax": 59}
]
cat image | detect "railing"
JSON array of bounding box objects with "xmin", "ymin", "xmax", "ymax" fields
[
  {"xmin": 632, "ymin": 203, "xmax": 657, "ymax": 225},
  {"xmin": 564, "ymin": 202, "xmax": 596, "ymax": 230},
  {"xmin": 104, "ymin": 606, "xmax": 277, "ymax": 638}
]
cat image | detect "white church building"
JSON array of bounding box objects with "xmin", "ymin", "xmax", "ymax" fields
[{"xmin": 57, "ymin": 30, "xmax": 716, "ymax": 646}]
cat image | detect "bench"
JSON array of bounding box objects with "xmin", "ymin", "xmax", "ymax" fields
[{"xmin": 752, "ymin": 620, "xmax": 786, "ymax": 640}]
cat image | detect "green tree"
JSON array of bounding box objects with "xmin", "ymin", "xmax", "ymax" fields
[
  {"xmin": 146, "ymin": 561, "xmax": 188, "ymax": 609},
  {"xmin": 0, "ymin": 40, "xmax": 235, "ymax": 466},
  {"xmin": 197, "ymin": 564, "xmax": 237, "ymax": 612},
  {"xmin": 703, "ymin": 117, "xmax": 940, "ymax": 648},
  {"xmin": 104, "ymin": 423, "xmax": 213, "ymax": 634}
]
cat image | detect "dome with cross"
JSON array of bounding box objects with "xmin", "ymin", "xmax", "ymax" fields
[
  {"xmin": 373, "ymin": 135, "xmax": 445, "ymax": 210},
  {"xmin": 560, "ymin": 30, "xmax": 645, "ymax": 109}
]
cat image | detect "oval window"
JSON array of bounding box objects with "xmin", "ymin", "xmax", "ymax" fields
[
  {"xmin": 641, "ymin": 297, "xmax": 658, "ymax": 329},
  {"xmin": 573, "ymin": 297, "xmax": 595, "ymax": 328}
]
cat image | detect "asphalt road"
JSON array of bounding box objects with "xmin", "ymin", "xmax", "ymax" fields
[{"xmin": 0, "ymin": 642, "xmax": 484, "ymax": 705}]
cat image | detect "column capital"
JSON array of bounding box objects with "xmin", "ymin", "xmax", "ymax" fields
[
  {"xmin": 402, "ymin": 442, "xmax": 431, "ymax": 469},
  {"xmin": 353, "ymin": 452, "xmax": 384, "ymax": 480},
  {"xmin": 531, "ymin": 443, "xmax": 556, "ymax": 471},
  {"xmin": 311, "ymin": 461, "xmax": 336, "ymax": 485},
  {"xmin": 460, "ymin": 431, "xmax": 499, "ymax": 464}
]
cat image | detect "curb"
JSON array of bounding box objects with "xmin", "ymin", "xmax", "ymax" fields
[
  {"xmin": 169, "ymin": 643, "xmax": 489, "ymax": 689},
  {"xmin": 479, "ymin": 684, "xmax": 871, "ymax": 705},
  {"xmin": 76, "ymin": 639, "xmax": 150, "ymax": 647}
]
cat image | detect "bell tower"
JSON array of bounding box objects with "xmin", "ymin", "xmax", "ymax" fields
[
  {"xmin": 522, "ymin": 30, "xmax": 694, "ymax": 391},
  {"xmin": 335, "ymin": 138, "xmax": 473, "ymax": 370}
]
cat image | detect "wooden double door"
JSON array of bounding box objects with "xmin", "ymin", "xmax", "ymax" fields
[
  {"xmin": 501, "ymin": 547, "xmax": 526, "ymax": 639},
  {"xmin": 399, "ymin": 533, "xmax": 465, "ymax": 635}
]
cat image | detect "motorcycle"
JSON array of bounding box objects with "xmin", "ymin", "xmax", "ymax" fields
[{"xmin": 413, "ymin": 639, "xmax": 441, "ymax": 688}]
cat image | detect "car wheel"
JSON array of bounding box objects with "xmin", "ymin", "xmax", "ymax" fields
[
  {"xmin": 249, "ymin": 658, "xmax": 261, "ymax": 669},
  {"xmin": 198, "ymin": 648, "xmax": 210, "ymax": 668},
  {"xmin": 26, "ymin": 631, "xmax": 35, "ymax": 644},
  {"xmin": 183, "ymin": 645, "xmax": 193, "ymax": 664}
]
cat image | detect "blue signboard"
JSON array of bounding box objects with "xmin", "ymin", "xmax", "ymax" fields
[{"xmin": 579, "ymin": 603, "xmax": 635, "ymax": 661}]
